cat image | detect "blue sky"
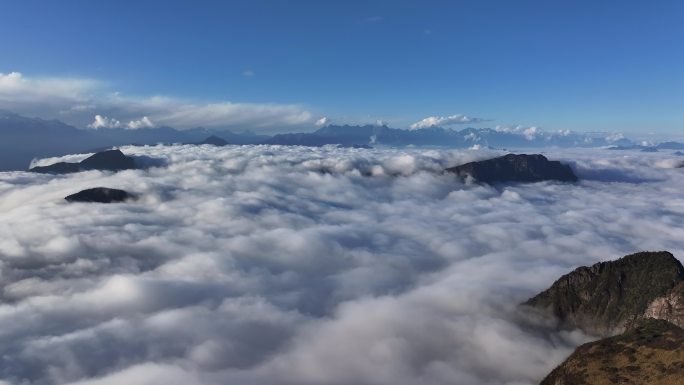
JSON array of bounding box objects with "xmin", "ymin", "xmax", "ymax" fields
[{"xmin": 1, "ymin": 0, "xmax": 683, "ymax": 134}]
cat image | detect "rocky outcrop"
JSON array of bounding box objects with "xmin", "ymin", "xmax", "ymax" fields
[
  {"xmin": 30, "ymin": 149, "xmax": 137, "ymax": 174},
  {"xmin": 523, "ymin": 251, "xmax": 684, "ymax": 336},
  {"xmin": 643, "ymin": 282, "xmax": 684, "ymax": 328},
  {"xmin": 65, "ymin": 187, "xmax": 136, "ymax": 203},
  {"xmin": 540, "ymin": 318, "xmax": 684, "ymax": 385},
  {"xmin": 446, "ymin": 154, "xmax": 577, "ymax": 184}
]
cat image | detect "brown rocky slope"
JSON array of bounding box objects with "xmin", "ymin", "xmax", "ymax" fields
[
  {"xmin": 526, "ymin": 251, "xmax": 684, "ymax": 384},
  {"xmin": 540, "ymin": 318, "xmax": 684, "ymax": 385}
]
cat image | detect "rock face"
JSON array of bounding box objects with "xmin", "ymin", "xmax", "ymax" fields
[
  {"xmin": 644, "ymin": 282, "xmax": 684, "ymax": 328},
  {"xmin": 65, "ymin": 187, "xmax": 136, "ymax": 203},
  {"xmin": 30, "ymin": 149, "xmax": 137, "ymax": 174},
  {"xmin": 540, "ymin": 318, "xmax": 684, "ymax": 385},
  {"xmin": 198, "ymin": 135, "xmax": 229, "ymax": 146},
  {"xmin": 445, "ymin": 154, "xmax": 577, "ymax": 184},
  {"xmin": 524, "ymin": 251, "xmax": 684, "ymax": 336}
]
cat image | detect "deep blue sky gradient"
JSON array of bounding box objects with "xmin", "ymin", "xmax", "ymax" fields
[{"xmin": 2, "ymin": 0, "xmax": 683, "ymax": 132}]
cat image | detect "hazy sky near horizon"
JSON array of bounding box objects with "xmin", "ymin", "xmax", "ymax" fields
[{"xmin": 1, "ymin": 0, "xmax": 683, "ymax": 133}]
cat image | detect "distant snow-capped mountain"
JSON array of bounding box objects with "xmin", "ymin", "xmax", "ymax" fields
[
  {"xmin": 265, "ymin": 124, "xmax": 634, "ymax": 148},
  {"xmin": 0, "ymin": 110, "xmax": 671, "ymax": 172}
]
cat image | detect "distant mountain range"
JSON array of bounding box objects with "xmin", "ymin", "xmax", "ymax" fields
[
  {"xmin": 264, "ymin": 124, "xmax": 636, "ymax": 148},
  {"xmin": 608, "ymin": 141, "xmax": 684, "ymax": 152},
  {"xmin": 0, "ymin": 111, "xmax": 267, "ymax": 170},
  {"xmin": 0, "ymin": 110, "xmax": 678, "ymax": 171}
]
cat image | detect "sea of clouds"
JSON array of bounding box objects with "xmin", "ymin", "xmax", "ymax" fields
[{"xmin": 1, "ymin": 145, "xmax": 683, "ymax": 385}]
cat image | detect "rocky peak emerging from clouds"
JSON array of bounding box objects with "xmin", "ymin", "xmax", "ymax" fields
[
  {"xmin": 65, "ymin": 187, "xmax": 136, "ymax": 203},
  {"xmin": 29, "ymin": 149, "xmax": 137, "ymax": 174},
  {"xmin": 446, "ymin": 154, "xmax": 578, "ymax": 184},
  {"xmin": 524, "ymin": 251, "xmax": 684, "ymax": 336}
]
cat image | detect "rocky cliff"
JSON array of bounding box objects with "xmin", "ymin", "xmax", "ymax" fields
[
  {"xmin": 524, "ymin": 251, "xmax": 684, "ymax": 336},
  {"xmin": 644, "ymin": 282, "xmax": 684, "ymax": 328}
]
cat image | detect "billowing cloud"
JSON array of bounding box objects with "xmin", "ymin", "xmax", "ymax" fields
[
  {"xmin": 523, "ymin": 126, "xmax": 539, "ymax": 140},
  {"xmin": 493, "ymin": 125, "xmax": 542, "ymax": 140},
  {"xmin": 0, "ymin": 145, "xmax": 682, "ymax": 384},
  {"xmin": 410, "ymin": 114, "xmax": 485, "ymax": 130},
  {"xmin": 126, "ymin": 116, "xmax": 155, "ymax": 129},
  {"xmin": 88, "ymin": 115, "xmax": 122, "ymax": 129},
  {"xmin": 315, "ymin": 116, "xmax": 330, "ymax": 127},
  {"xmin": 605, "ymin": 132, "xmax": 625, "ymax": 143},
  {"xmin": 87, "ymin": 115, "xmax": 155, "ymax": 130},
  {"xmin": 0, "ymin": 72, "xmax": 314, "ymax": 133}
]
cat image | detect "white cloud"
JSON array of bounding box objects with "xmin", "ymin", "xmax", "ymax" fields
[
  {"xmin": 605, "ymin": 132, "xmax": 625, "ymax": 143},
  {"xmin": 88, "ymin": 115, "xmax": 122, "ymax": 129},
  {"xmin": 0, "ymin": 146, "xmax": 683, "ymax": 384},
  {"xmin": 410, "ymin": 114, "xmax": 484, "ymax": 130},
  {"xmin": 0, "ymin": 71, "xmax": 97, "ymax": 100},
  {"xmin": 494, "ymin": 125, "xmax": 541, "ymax": 140},
  {"xmin": 151, "ymin": 102, "xmax": 312, "ymax": 129},
  {"xmin": 127, "ymin": 116, "xmax": 155, "ymax": 129},
  {"xmin": 87, "ymin": 115, "xmax": 156, "ymax": 130},
  {"xmin": 0, "ymin": 72, "xmax": 315, "ymax": 133},
  {"xmin": 315, "ymin": 116, "xmax": 330, "ymax": 127},
  {"xmin": 243, "ymin": 70, "xmax": 255, "ymax": 77},
  {"xmin": 523, "ymin": 126, "xmax": 539, "ymax": 140}
]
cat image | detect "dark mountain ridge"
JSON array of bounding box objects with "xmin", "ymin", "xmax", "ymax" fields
[
  {"xmin": 196, "ymin": 135, "xmax": 230, "ymax": 146},
  {"xmin": 65, "ymin": 187, "xmax": 136, "ymax": 203},
  {"xmin": 29, "ymin": 149, "xmax": 138, "ymax": 174},
  {"xmin": 446, "ymin": 154, "xmax": 578, "ymax": 183}
]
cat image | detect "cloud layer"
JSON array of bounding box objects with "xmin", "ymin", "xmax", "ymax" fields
[
  {"xmin": 0, "ymin": 72, "xmax": 313, "ymax": 132},
  {"xmin": 0, "ymin": 145, "xmax": 683, "ymax": 384}
]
